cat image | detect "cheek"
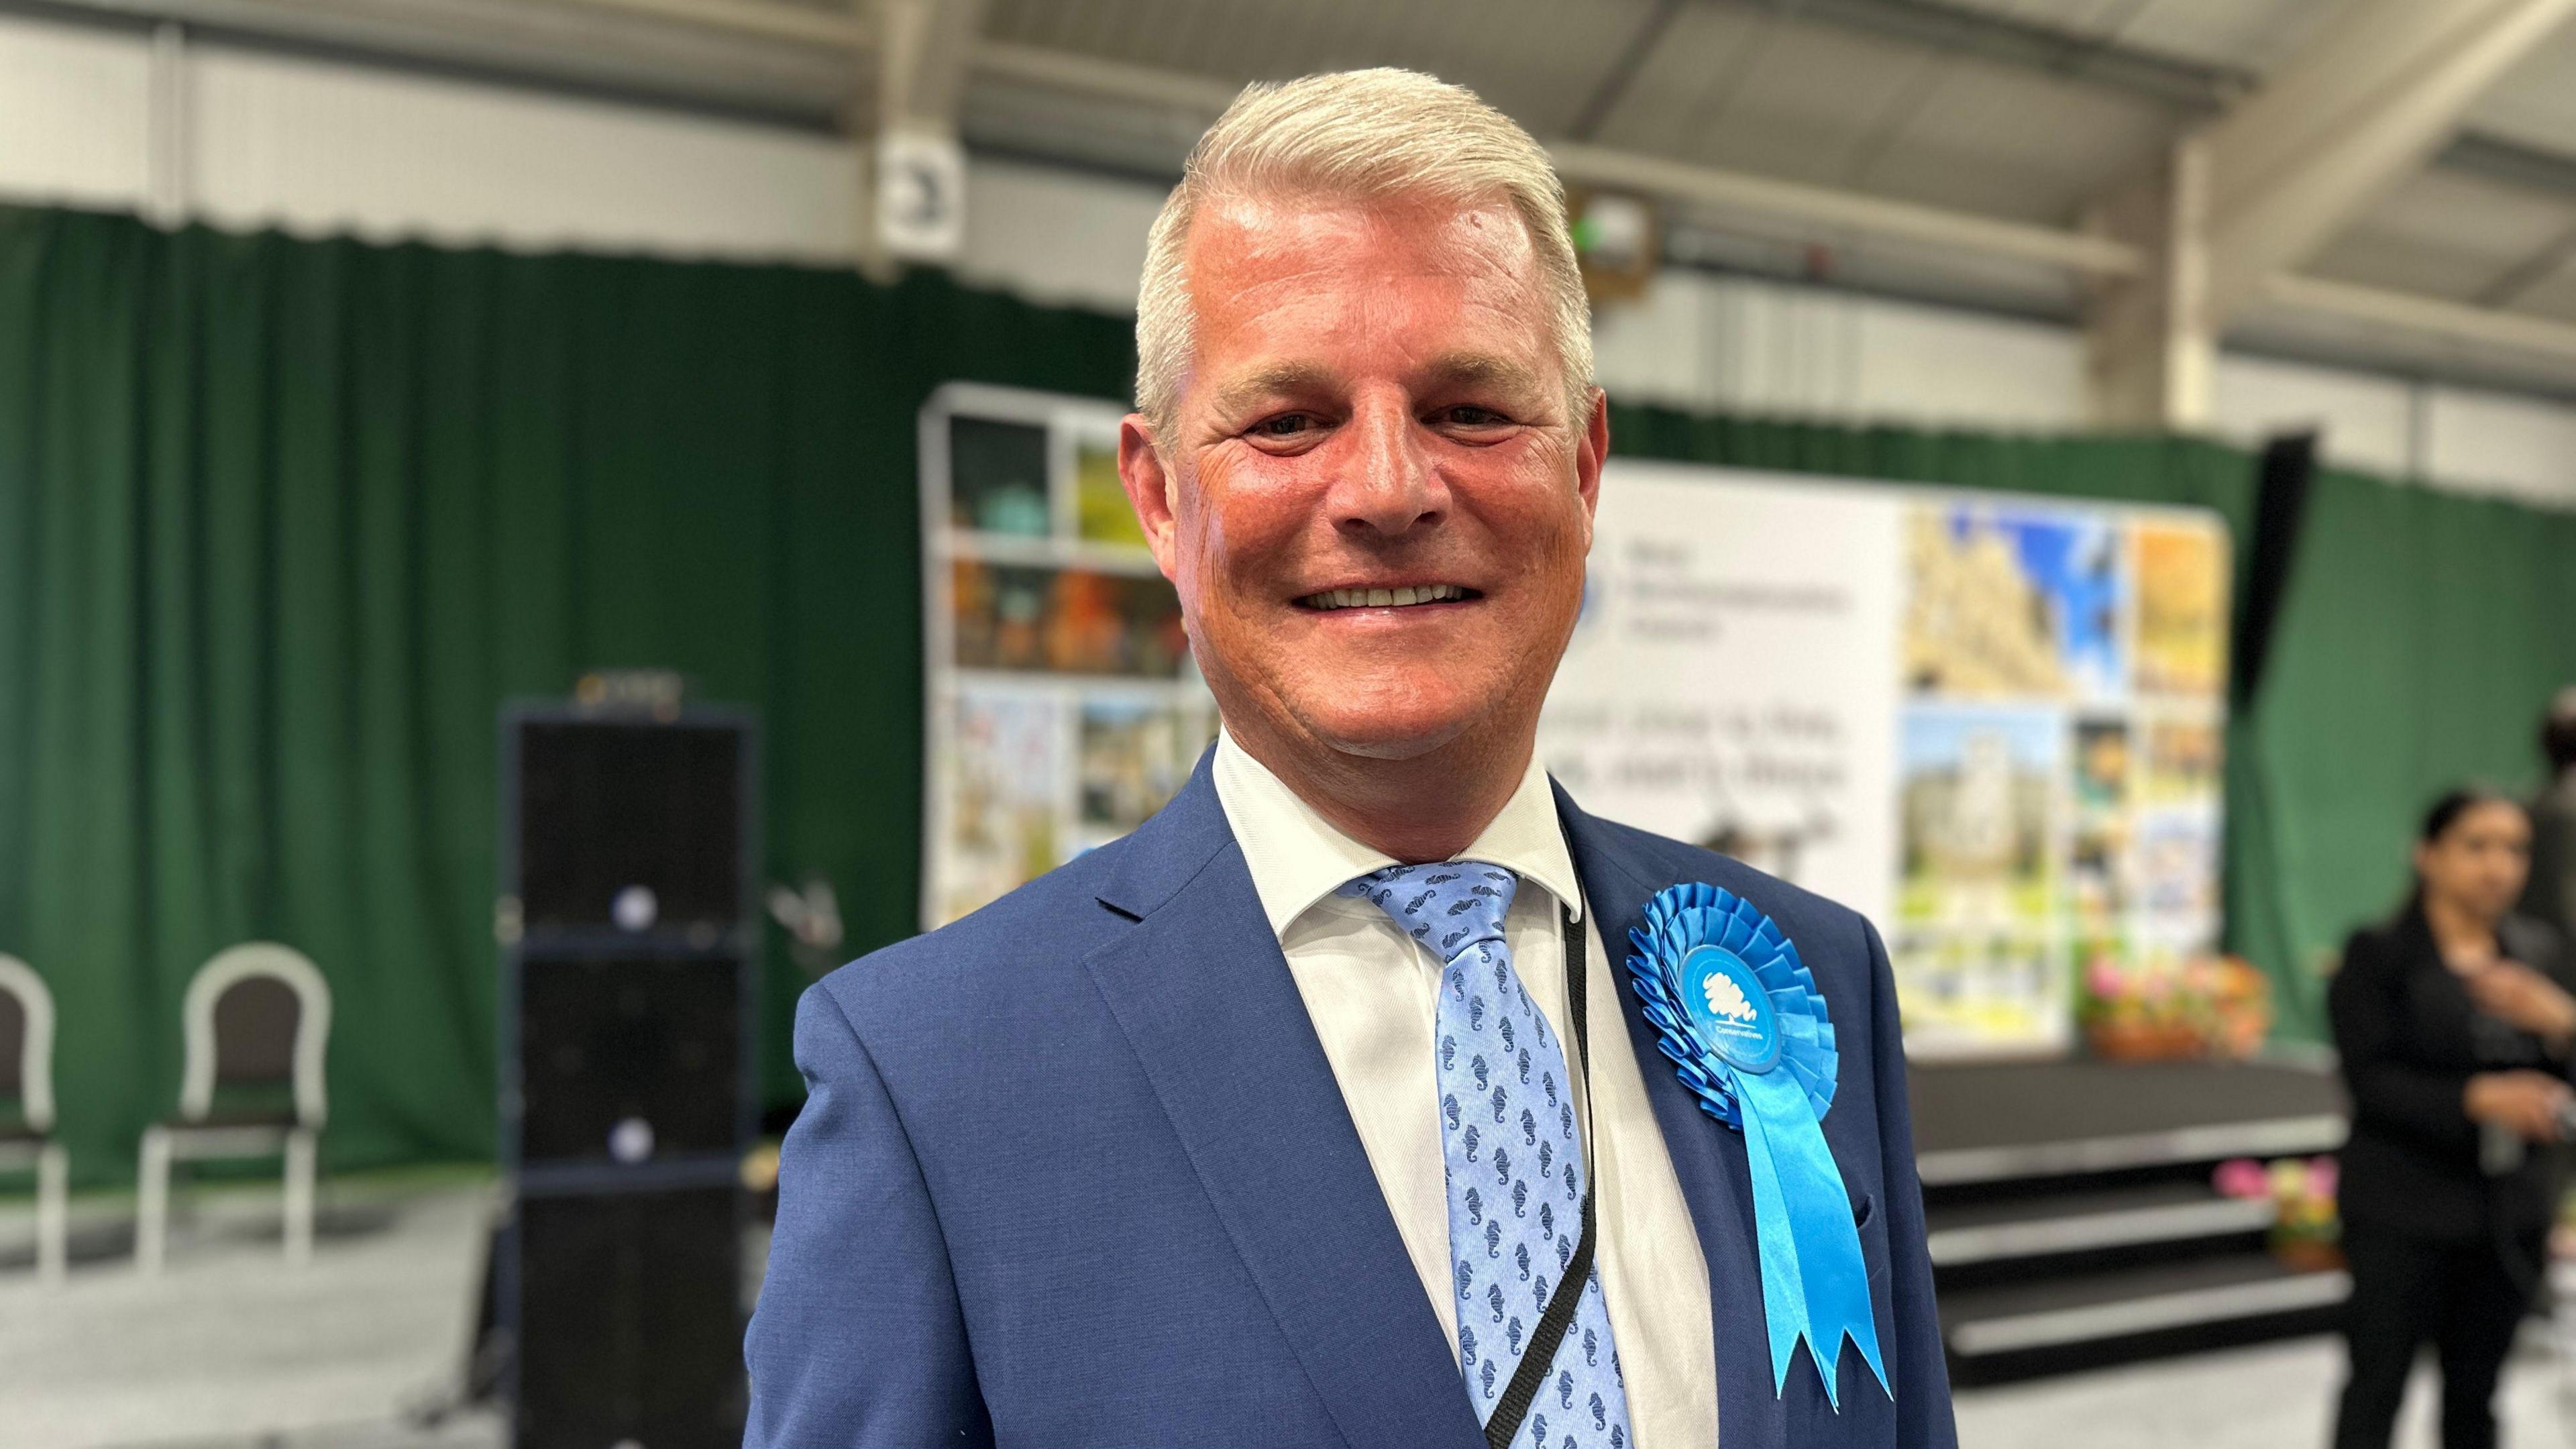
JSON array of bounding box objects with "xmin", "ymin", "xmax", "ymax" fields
[
  {"xmin": 1195, "ymin": 473, "xmax": 1315, "ymax": 590},
  {"xmin": 1502, "ymin": 493, "xmax": 1592, "ymax": 591}
]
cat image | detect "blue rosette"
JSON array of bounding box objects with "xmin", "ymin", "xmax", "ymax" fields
[
  {"xmin": 1627, "ymin": 882, "xmax": 1890, "ymax": 1408},
  {"xmin": 1627, "ymin": 883, "xmax": 1837, "ymax": 1129}
]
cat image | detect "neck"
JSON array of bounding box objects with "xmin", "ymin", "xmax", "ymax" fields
[
  {"xmin": 2422, "ymin": 891, "xmax": 2498, "ymax": 955},
  {"xmin": 1228, "ymin": 717, "xmax": 1534, "ymax": 863}
]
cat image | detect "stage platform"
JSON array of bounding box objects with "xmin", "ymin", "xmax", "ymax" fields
[
  {"xmin": 1906, "ymin": 1055, "xmax": 2351, "ymax": 1383},
  {"xmin": 1911, "ymin": 1056, "xmax": 2347, "ymax": 1183}
]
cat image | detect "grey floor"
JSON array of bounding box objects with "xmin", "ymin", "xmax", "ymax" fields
[
  {"xmin": 0, "ymin": 1174, "xmax": 2569, "ymax": 1449},
  {"xmin": 0, "ymin": 1174, "xmax": 499, "ymax": 1449}
]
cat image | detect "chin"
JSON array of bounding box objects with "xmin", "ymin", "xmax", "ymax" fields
[{"xmin": 1291, "ymin": 680, "xmax": 1489, "ymax": 762}]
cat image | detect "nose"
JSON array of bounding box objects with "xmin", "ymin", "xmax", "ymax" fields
[{"xmin": 1331, "ymin": 392, "xmax": 1445, "ymax": 539}]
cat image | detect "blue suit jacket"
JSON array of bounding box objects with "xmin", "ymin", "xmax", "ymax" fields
[{"xmin": 746, "ymin": 756, "xmax": 1956, "ymax": 1448}]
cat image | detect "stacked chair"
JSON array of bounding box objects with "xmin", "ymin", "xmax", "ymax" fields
[
  {"xmin": 0, "ymin": 954, "xmax": 65, "ymax": 1283},
  {"xmin": 137, "ymin": 943, "xmax": 333, "ymax": 1275}
]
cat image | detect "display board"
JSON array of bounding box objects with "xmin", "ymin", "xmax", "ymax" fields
[
  {"xmin": 1541, "ymin": 460, "xmax": 2229, "ymax": 1057},
  {"xmin": 920, "ymin": 391, "xmax": 2229, "ymax": 1057}
]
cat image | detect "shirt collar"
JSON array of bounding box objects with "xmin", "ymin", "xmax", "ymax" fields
[{"xmin": 1210, "ymin": 727, "xmax": 1585, "ymax": 941}]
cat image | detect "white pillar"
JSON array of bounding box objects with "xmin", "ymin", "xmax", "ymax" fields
[{"xmin": 2085, "ymin": 135, "xmax": 2215, "ymax": 430}]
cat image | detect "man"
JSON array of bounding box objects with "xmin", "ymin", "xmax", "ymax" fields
[
  {"xmin": 747, "ymin": 69, "xmax": 1954, "ymax": 1449},
  {"xmin": 2524, "ymin": 687, "xmax": 2576, "ymax": 943}
]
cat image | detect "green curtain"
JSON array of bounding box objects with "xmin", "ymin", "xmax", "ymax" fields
[
  {"xmin": 2, "ymin": 203, "xmax": 2569, "ymax": 1185},
  {"xmin": 0, "ymin": 205, "xmax": 1133, "ymax": 1184},
  {"xmin": 2222, "ymin": 470, "xmax": 2576, "ymax": 1036}
]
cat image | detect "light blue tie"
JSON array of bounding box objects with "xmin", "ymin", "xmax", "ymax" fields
[{"xmin": 1342, "ymin": 861, "xmax": 1634, "ymax": 1449}]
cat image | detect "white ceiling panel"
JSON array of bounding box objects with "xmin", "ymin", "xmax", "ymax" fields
[
  {"xmin": 2085, "ymin": 0, "xmax": 2350, "ymax": 74},
  {"xmin": 2305, "ymin": 229, "xmax": 2530, "ymax": 304},
  {"xmin": 1927, "ymin": 0, "xmax": 2343, "ymax": 74},
  {"xmin": 1854, "ymin": 56, "xmax": 2174, "ymax": 221},
  {"xmin": 2308, "ymin": 170, "xmax": 2576, "ymax": 303},
  {"xmin": 2512, "ymin": 262, "xmax": 2576, "ymax": 323},
  {"xmin": 983, "ymin": 0, "xmax": 1655, "ymax": 138},
  {"xmin": 1603, "ymin": 11, "xmax": 1955, "ymax": 184}
]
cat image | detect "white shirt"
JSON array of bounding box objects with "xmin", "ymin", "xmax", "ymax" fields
[{"xmin": 1212, "ymin": 731, "xmax": 1719, "ymax": 1448}]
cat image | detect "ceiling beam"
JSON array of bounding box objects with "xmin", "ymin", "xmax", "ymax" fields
[
  {"xmin": 25, "ymin": 0, "xmax": 867, "ymax": 44},
  {"xmin": 2199, "ymin": 0, "xmax": 2576, "ymax": 321},
  {"xmin": 547, "ymin": 0, "xmax": 860, "ymax": 46},
  {"xmin": 2267, "ymin": 272, "xmax": 2576, "ymax": 364},
  {"xmin": 877, "ymin": 0, "xmax": 978, "ymax": 132},
  {"xmin": 1546, "ymin": 140, "xmax": 2141, "ymax": 276}
]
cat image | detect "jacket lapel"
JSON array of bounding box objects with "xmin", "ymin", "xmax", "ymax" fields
[
  {"xmin": 1084, "ymin": 759, "xmax": 1481, "ymax": 1449},
  {"xmin": 1557, "ymin": 786, "xmax": 1790, "ymax": 1449}
]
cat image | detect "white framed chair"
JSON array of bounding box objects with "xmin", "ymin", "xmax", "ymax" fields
[
  {"xmin": 0, "ymin": 955, "xmax": 65, "ymax": 1283},
  {"xmin": 137, "ymin": 943, "xmax": 331, "ymax": 1275}
]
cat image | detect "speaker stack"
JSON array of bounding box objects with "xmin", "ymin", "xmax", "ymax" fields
[{"xmin": 497, "ymin": 699, "xmax": 759, "ymax": 1448}]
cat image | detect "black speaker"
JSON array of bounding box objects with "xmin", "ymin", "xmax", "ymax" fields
[
  {"xmin": 511, "ymin": 1183, "xmax": 748, "ymax": 1449},
  {"xmin": 517, "ymin": 955, "xmax": 743, "ymax": 1166},
  {"xmin": 514, "ymin": 718, "xmax": 747, "ymax": 938},
  {"xmin": 498, "ymin": 702, "xmax": 757, "ymax": 1448}
]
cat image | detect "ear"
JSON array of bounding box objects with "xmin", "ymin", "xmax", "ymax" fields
[
  {"xmin": 1573, "ymin": 386, "xmax": 1609, "ymax": 541},
  {"xmin": 1118, "ymin": 413, "xmax": 1184, "ymax": 584}
]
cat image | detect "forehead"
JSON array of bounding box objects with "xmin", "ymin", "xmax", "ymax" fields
[
  {"xmin": 1180, "ymin": 192, "xmax": 1552, "ymax": 368},
  {"xmin": 2444, "ymin": 801, "xmax": 2532, "ymax": 840}
]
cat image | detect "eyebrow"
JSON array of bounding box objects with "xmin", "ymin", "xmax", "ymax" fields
[
  {"xmin": 1419, "ymin": 350, "xmax": 1546, "ymax": 399},
  {"xmin": 1208, "ymin": 361, "xmax": 1343, "ymax": 421},
  {"xmin": 1208, "ymin": 352, "xmax": 1548, "ymax": 421}
]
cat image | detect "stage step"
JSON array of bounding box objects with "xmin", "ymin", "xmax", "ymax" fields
[
  {"xmin": 1927, "ymin": 1181, "xmax": 2276, "ymax": 1269},
  {"xmin": 1909, "ymin": 1058, "xmax": 2350, "ymax": 1381},
  {"xmin": 1938, "ymin": 1252, "xmax": 2348, "ymax": 1381},
  {"xmin": 1909, "ymin": 1058, "xmax": 2345, "ymax": 1190}
]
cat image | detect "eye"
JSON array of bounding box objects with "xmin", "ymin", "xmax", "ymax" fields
[
  {"xmin": 1436, "ymin": 405, "xmax": 1511, "ymax": 428},
  {"xmin": 1250, "ymin": 413, "xmax": 1318, "ymax": 438}
]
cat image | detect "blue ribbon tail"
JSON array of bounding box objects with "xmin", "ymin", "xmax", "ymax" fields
[{"xmin": 1735, "ymin": 1067, "xmax": 1892, "ymax": 1407}]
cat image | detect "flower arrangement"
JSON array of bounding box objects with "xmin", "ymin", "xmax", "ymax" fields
[
  {"xmin": 2079, "ymin": 950, "xmax": 2273, "ymax": 1061},
  {"xmin": 2214, "ymin": 1155, "xmax": 2341, "ymax": 1271}
]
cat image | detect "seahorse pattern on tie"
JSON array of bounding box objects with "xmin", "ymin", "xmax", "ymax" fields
[{"xmin": 1341, "ymin": 861, "xmax": 1634, "ymax": 1449}]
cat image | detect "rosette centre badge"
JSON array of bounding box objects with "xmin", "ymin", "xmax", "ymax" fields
[{"xmin": 1682, "ymin": 945, "xmax": 1782, "ymax": 1074}]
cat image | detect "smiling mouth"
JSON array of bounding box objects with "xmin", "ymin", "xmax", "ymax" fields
[{"xmin": 1293, "ymin": 584, "xmax": 1481, "ymax": 611}]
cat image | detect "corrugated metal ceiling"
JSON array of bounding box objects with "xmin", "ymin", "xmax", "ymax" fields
[{"xmin": 977, "ymin": 0, "xmax": 2576, "ymax": 335}]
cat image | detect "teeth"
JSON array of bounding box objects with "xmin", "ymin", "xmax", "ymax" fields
[{"xmin": 1300, "ymin": 584, "xmax": 1468, "ymax": 610}]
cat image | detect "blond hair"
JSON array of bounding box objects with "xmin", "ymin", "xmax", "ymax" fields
[{"xmin": 1134, "ymin": 68, "xmax": 1592, "ymax": 439}]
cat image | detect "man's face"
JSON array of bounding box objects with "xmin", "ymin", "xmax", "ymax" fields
[{"xmin": 1120, "ymin": 193, "xmax": 1606, "ymax": 767}]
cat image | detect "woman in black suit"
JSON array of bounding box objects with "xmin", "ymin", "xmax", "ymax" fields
[{"xmin": 2331, "ymin": 788, "xmax": 2574, "ymax": 1449}]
